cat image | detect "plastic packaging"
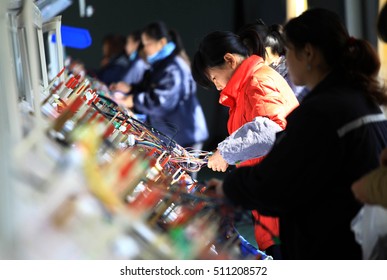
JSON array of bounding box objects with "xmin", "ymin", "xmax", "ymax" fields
[{"xmin": 351, "ymin": 204, "xmax": 387, "ymax": 259}]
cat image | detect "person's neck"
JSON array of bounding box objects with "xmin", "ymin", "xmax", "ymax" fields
[
  {"xmin": 265, "ymin": 53, "xmax": 281, "ymax": 66},
  {"xmin": 306, "ymin": 67, "xmax": 331, "ymax": 90}
]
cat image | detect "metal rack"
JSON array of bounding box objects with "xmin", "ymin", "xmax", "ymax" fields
[
  {"xmin": 0, "ymin": 0, "xmax": 55, "ymax": 259},
  {"xmin": 0, "ymin": 0, "xmax": 269, "ymax": 260},
  {"xmin": 0, "ymin": 0, "xmax": 22, "ymax": 259}
]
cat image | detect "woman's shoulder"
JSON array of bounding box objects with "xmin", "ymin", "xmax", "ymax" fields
[
  {"xmin": 160, "ymin": 55, "xmax": 192, "ymax": 76},
  {"xmin": 293, "ymin": 85, "xmax": 376, "ymax": 123},
  {"xmin": 249, "ymin": 63, "xmax": 293, "ymax": 93},
  {"xmin": 255, "ymin": 63, "xmax": 283, "ymax": 78}
]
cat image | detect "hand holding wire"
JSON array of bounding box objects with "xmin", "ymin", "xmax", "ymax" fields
[{"xmin": 207, "ymin": 149, "xmax": 229, "ymax": 172}]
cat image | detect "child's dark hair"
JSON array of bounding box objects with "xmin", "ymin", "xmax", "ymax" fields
[
  {"xmin": 102, "ymin": 34, "xmax": 126, "ymax": 57},
  {"xmin": 128, "ymin": 30, "xmax": 141, "ymax": 42},
  {"xmin": 265, "ymin": 24, "xmax": 286, "ymax": 56},
  {"xmin": 238, "ymin": 20, "xmax": 286, "ymax": 56},
  {"xmin": 284, "ymin": 8, "xmax": 387, "ymax": 105},
  {"xmin": 192, "ymin": 30, "xmax": 264, "ymax": 88},
  {"xmin": 142, "ymin": 21, "xmax": 171, "ymax": 42}
]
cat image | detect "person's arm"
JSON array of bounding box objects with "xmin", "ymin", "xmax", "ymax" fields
[
  {"xmin": 217, "ymin": 116, "xmax": 282, "ymax": 165},
  {"xmin": 351, "ymin": 147, "xmax": 387, "ymax": 207},
  {"xmin": 222, "ymin": 109, "xmax": 334, "ymax": 216},
  {"xmin": 352, "ymin": 167, "xmax": 387, "ymax": 208},
  {"xmin": 122, "ymin": 59, "xmax": 149, "ymax": 85},
  {"xmin": 114, "ymin": 94, "xmax": 134, "ymax": 109}
]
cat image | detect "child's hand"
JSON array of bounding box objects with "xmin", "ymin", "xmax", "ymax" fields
[{"xmin": 207, "ymin": 150, "xmax": 229, "ymax": 172}]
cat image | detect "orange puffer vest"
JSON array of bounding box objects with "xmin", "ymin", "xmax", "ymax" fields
[{"xmin": 219, "ymin": 55, "xmax": 298, "ymax": 167}]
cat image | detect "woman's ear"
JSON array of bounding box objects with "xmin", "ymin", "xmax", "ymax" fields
[
  {"xmin": 304, "ymin": 43, "xmax": 315, "ymax": 64},
  {"xmin": 159, "ymin": 37, "xmax": 168, "ymax": 46},
  {"xmin": 223, "ymin": 53, "xmax": 238, "ymax": 69}
]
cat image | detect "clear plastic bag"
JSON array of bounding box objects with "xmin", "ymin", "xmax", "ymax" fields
[{"xmin": 351, "ymin": 205, "xmax": 387, "ymax": 259}]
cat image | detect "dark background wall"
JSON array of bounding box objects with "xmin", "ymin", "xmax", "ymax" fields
[
  {"xmin": 234, "ymin": 0, "xmax": 287, "ymax": 29},
  {"xmin": 61, "ymin": 0, "xmax": 380, "ymax": 152},
  {"xmin": 62, "ymin": 0, "xmax": 236, "ymax": 71}
]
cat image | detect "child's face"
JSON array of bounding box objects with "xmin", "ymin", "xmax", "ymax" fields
[
  {"xmin": 125, "ymin": 36, "xmax": 139, "ymax": 55},
  {"xmin": 206, "ymin": 64, "xmax": 235, "ymax": 91},
  {"xmin": 142, "ymin": 34, "xmax": 165, "ymax": 57}
]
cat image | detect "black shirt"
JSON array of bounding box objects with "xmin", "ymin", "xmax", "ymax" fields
[{"xmin": 223, "ymin": 71, "xmax": 387, "ymax": 259}]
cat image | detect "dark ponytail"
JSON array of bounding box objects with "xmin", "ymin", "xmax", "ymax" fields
[
  {"xmin": 238, "ymin": 21, "xmax": 285, "ymax": 57},
  {"xmin": 142, "ymin": 21, "xmax": 170, "ymax": 42},
  {"xmin": 169, "ymin": 28, "xmax": 190, "ymax": 65},
  {"xmin": 237, "ymin": 27, "xmax": 266, "ymax": 59},
  {"xmin": 129, "ymin": 30, "xmax": 141, "ymax": 43},
  {"xmin": 192, "ymin": 30, "xmax": 264, "ymax": 88},
  {"xmin": 284, "ymin": 8, "xmax": 387, "ymax": 105},
  {"xmin": 168, "ymin": 29, "xmax": 183, "ymax": 53},
  {"xmin": 266, "ymin": 24, "xmax": 286, "ymax": 56},
  {"xmin": 341, "ymin": 38, "xmax": 387, "ymax": 104}
]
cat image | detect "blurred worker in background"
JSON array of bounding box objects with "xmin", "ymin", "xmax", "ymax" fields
[
  {"xmin": 96, "ymin": 34, "xmax": 129, "ymax": 86},
  {"xmin": 110, "ymin": 21, "xmax": 209, "ymax": 150},
  {"xmin": 120, "ymin": 30, "xmax": 149, "ymax": 86}
]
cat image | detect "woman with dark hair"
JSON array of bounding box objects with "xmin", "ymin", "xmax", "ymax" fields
[
  {"xmin": 239, "ymin": 21, "xmax": 287, "ymax": 73},
  {"xmin": 109, "ymin": 30, "xmax": 149, "ymax": 94},
  {"xmin": 96, "ymin": 34, "xmax": 129, "ymax": 85},
  {"xmin": 239, "ymin": 20, "xmax": 308, "ymax": 102},
  {"xmin": 192, "ymin": 29, "xmax": 298, "ymax": 258},
  {"xmin": 110, "ymin": 21, "xmax": 208, "ymax": 149},
  {"xmin": 210, "ymin": 8, "xmax": 387, "ymax": 259},
  {"xmin": 121, "ymin": 30, "xmax": 149, "ymax": 85}
]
